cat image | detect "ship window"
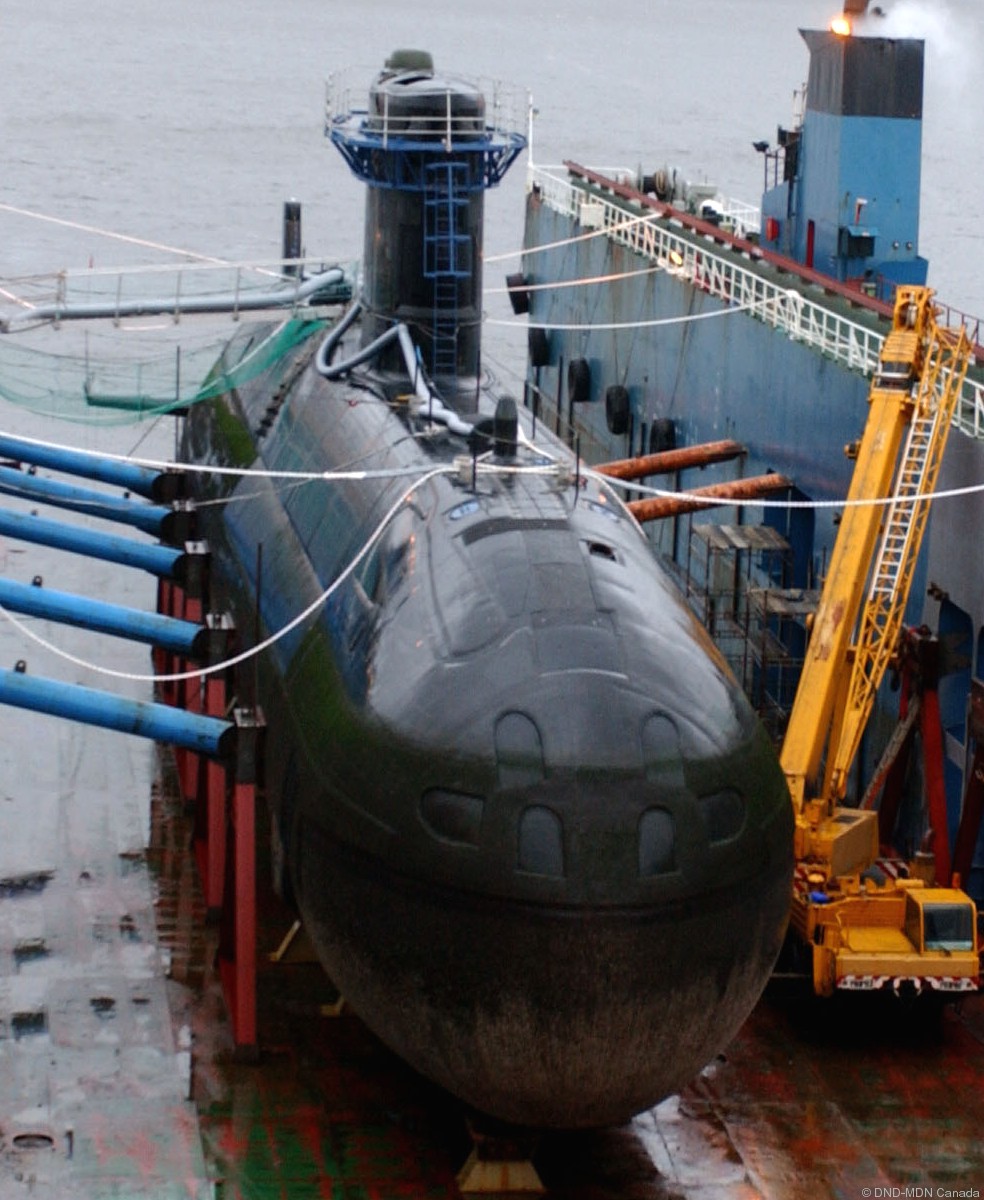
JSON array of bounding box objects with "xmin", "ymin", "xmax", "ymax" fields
[
  {"xmin": 638, "ymin": 808, "xmax": 676, "ymax": 876},
  {"xmin": 517, "ymin": 806, "xmax": 564, "ymax": 877},
  {"xmin": 922, "ymin": 903, "xmax": 974, "ymax": 952},
  {"xmin": 698, "ymin": 789, "xmax": 746, "ymax": 844},
  {"xmin": 419, "ymin": 789, "xmax": 484, "ymax": 847},
  {"xmin": 586, "ymin": 499, "xmax": 620, "ymax": 524}
]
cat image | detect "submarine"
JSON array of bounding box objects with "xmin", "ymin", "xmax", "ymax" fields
[{"xmin": 180, "ymin": 51, "xmax": 794, "ymax": 1129}]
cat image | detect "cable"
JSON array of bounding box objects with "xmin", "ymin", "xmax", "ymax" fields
[
  {"xmin": 0, "ymin": 465, "xmax": 454, "ymax": 685},
  {"xmin": 484, "ymin": 208, "xmax": 654, "ymax": 264},
  {"xmin": 486, "ymin": 293, "xmax": 778, "ymax": 332},
  {"xmin": 484, "ymin": 264, "xmax": 664, "ymax": 296},
  {"xmin": 588, "ymin": 468, "xmax": 984, "ymax": 510}
]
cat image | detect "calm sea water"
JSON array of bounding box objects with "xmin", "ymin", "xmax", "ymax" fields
[{"xmin": 1, "ymin": 0, "xmax": 981, "ymax": 321}]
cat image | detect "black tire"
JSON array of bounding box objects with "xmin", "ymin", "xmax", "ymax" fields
[
  {"xmin": 649, "ymin": 417, "xmax": 676, "ymax": 453},
  {"xmin": 605, "ymin": 384, "xmax": 630, "ymax": 435},
  {"xmin": 506, "ymin": 272, "xmax": 530, "ymax": 315},
  {"xmin": 568, "ymin": 357, "xmax": 591, "ymax": 405},
  {"xmin": 528, "ymin": 326, "xmax": 550, "ymax": 368}
]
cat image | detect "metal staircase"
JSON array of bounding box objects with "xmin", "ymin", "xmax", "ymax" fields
[{"xmin": 423, "ymin": 161, "xmax": 471, "ymax": 383}]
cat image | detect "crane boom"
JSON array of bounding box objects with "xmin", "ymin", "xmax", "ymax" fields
[
  {"xmin": 781, "ymin": 287, "xmax": 972, "ymax": 819},
  {"xmin": 776, "ymin": 286, "xmax": 979, "ymax": 999}
]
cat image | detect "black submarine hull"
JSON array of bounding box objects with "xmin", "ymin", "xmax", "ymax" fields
[{"xmin": 182, "ymin": 314, "xmax": 793, "ymax": 1128}]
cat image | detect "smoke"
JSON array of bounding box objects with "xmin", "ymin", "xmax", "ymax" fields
[{"xmin": 858, "ymin": 0, "xmax": 981, "ymax": 101}]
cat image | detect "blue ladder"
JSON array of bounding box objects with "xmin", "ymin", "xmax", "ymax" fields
[{"xmin": 423, "ymin": 161, "xmax": 471, "ymax": 382}]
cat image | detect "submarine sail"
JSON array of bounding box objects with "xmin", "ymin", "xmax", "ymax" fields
[{"xmin": 181, "ymin": 51, "xmax": 794, "ymax": 1129}]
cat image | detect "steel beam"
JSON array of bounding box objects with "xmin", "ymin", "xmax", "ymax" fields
[
  {"xmin": 0, "ymin": 668, "xmax": 233, "ymax": 757},
  {"xmin": 0, "ymin": 430, "xmax": 181, "ymax": 502},
  {"xmin": 0, "ymin": 576, "xmax": 205, "ymax": 657},
  {"xmin": 0, "ymin": 508, "xmax": 186, "ymax": 580},
  {"xmin": 0, "ymin": 464, "xmax": 174, "ymax": 537},
  {"xmin": 626, "ymin": 473, "xmax": 792, "ymax": 522},
  {"xmin": 595, "ymin": 439, "xmax": 745, "ymax": 481}
]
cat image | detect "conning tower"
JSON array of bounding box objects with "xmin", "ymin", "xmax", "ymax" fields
[
  {"xmin": 327, "ymin": 50, "xmax": 525, "ymax": 399},
  {"xmin": 760, "ymin": 21, "xmax": 927, "ymax": 299}
]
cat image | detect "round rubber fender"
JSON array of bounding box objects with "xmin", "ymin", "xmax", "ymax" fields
[
  {"xmin": 649, "ymin": 417, "xmax": 676, "ymax": 453},
  {"xmin": 568, "ymin": 357, "xmax": 591, "ymax": 405},
  {"xmin": 605, "ymin": 384, "xmax": 630, "ymax": 435},
  {"xmin": 506, "ymin": 272, "xmax": 530, "ymax": 315},
  {"xmin": 528, "ymin": 326, "xmax": 550, "ymax": 368}
]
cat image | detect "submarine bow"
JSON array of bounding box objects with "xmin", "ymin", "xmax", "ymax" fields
[{"xmin": 183, "ymin": 51, "xmax": 794, "ymax": 1128}]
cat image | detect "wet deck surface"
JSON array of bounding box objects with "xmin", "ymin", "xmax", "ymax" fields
[
  {"xmin": 170, "ymin": 764, "xmax": 984, "ymax": 1200},
  {"xmin": 1, "ymin": 739, "xmax": 983, "ymax": 1198}
]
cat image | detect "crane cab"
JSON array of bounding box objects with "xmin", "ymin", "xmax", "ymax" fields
[{"xmin": 904, "ymin": 889, "xmax": 977, "ymax": 957}]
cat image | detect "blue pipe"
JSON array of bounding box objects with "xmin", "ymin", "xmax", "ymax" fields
[
  {"xmin": 0, "ymin": 669, "xmax": 233, "ymax": 757},
  {"xmin": 0, "ymin": 431, "xmax": 178, "ymax": 502},
  {"xmin": 0, "ymin": 577, "xmax": 204, "ymax": 657},
  {"xmin": 0, "ymin": 465, "xmax": 171, "ymax": 537},
  {"xmin": 0, "ymin": 508, "xmax": 184, "ymax": 580}
]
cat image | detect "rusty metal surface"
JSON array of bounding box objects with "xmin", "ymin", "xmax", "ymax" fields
[
  {"xmin": 628, "ymin": 475, "xmax": 793, "ymax": 522},
  {"xmin": 595, "ymin": 440, "xmax": 745, "ymax": 481}
]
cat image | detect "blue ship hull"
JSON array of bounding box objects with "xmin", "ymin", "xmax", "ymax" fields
[{"xmin": 520, "ymin": 165, "xmax": 984, "ymax": 900}]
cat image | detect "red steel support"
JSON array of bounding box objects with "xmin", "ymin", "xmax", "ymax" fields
[
  {"xmin": 920, "ymin": 685, "xmax": 950, "ymax": 886},
  {"xmin": 627, "ymin": 473, "xmax": 792, "ymax": 522},
  {"xmin": 595, "ymin": 439, "xmax": 745, "ymax": 481},
  {"xmin": 870, "ymin": 680, "xmax": 918, "ymax": 847},
  {"xmin": 952, "ymin": 681, "xmax": 984, "ymax": 888},
  {"xmin": 195, "ymin": 670, "xmax": 229, "ymax": 917},
  {"xmin": 190, "ymin": 615, "xmax": 235, "ymax": 915},
  {"xmin": 217, "ymin": 707, "xmax": 264, "ymax": 1058}
]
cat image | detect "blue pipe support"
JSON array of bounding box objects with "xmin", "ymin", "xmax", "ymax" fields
[
  {"xmin": 0, "ymin": 431, "xmax": 179, "ymax": 502},
  {"xmin": 0, "ymin": 465, "xmax": 171, "ymax": 537},
  {"xmin": 0, "ymin": 508, "xmax": 184, "ymax": 580},
  {"xmin": 0, "ymin": 669, "xmax": 234, "ymax": 757},
  {"xmin": 0, "ymin": 577, "xmax": 204, "ymax": 657}
]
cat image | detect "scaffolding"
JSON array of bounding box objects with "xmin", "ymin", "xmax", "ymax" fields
[{"xmin": 680, "ymin": 521, "xmax": 817, "ymax": 741}]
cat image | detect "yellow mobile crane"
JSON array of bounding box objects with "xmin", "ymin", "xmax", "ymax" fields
[{"xmin": 779, "ymin": 285, "xmax": 980, "ymax": 999}]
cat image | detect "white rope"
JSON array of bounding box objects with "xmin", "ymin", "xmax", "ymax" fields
[
  {"xmin": 590, "ymin": 470, "xmax": 984, "ymax": 509},
  {"xmin": 484, "ymin": 209, "xmax": 653, "ymax": 264},
  {"xmin": 0, "ymin": 465, "xmax": 453, "ymax": 685},
  {"xmin": 486, "ymin": 295, "xmax": 772, "ymax": 332},
  {"xmin": 0, "ymin": 201, "xmax": 232, "ymax": 267}
]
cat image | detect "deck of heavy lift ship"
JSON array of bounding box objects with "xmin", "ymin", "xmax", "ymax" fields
[
  {"xmin": 153, "ymin": 755, "xmax": 984, "ymax": 1200},
  {"xmin": 1, "ymin": 716, "xmax": 982, "ymax": 1198}
]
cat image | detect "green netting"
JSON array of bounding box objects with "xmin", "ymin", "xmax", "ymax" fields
[{"xmin": 0, "ymin": 316, "xmax": 326, "ymax": 426}]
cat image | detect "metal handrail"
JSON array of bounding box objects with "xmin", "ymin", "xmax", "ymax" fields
[
  {"xmin": 527, "ymin": 165, "xmax": 984, "ymax": 441},
  {"xmin": 324, "ymin": 73, "xmax": 527, "ymax": 147},
  {"xmin": 0, "ymin": 259, "xmax": 352, "ymax": 328}
]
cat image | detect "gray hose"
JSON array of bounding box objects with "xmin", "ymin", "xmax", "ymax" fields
[{"xmin": 315, "ymin": 305, "xmax": 473, "ymax": 436}]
